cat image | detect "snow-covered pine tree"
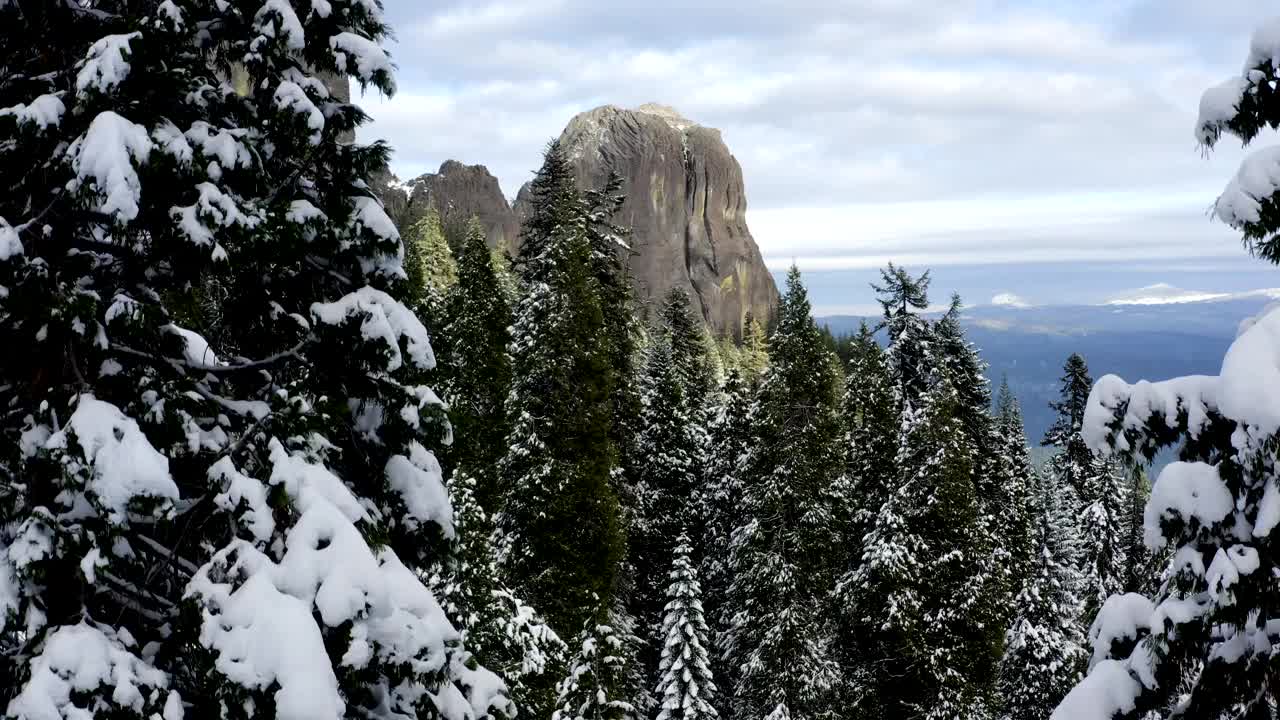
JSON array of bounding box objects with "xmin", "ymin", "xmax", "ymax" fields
[
  {"xmin": 626, "ymin": 335, "xmax": 706, "ymax": 675},
  {"xmin": 402, "ymin": 206, "xmax": 456, "ymax": 331},
  {"xmin": 660, "ymin": 288, "xmax": 716, "ymax": 406},
  {"xmin": 654, "ymin": 535, "xmax": 717, "ymax": 720},
  {"xmin": 719, "ymin": 266, "xmax": 844, "ymax": 720},
  {"xmin": 432, "ymin": 471, "xmax": 567, "ymax": 716},
  {"xmin": 498, "ymin": 145, "xmax": 625, "ymax": 638},
  {"xmin": 1042, "ymin": 353, "xmax": 1129, "ymax": 623},
  {"xmin": 697, "ymin": 367, "xmax": 750, "ymax": 711},
  {"xmin": 440, "ymin": 218, "xmax": 513, "ymax": 505},
  {"xmin": 994, "ymin": 378, "xmax": 1037, "ymax": 593},
  {"xmin": 997, "ymin": 470, "xmax": 1087, "ymax": 720},
  {"xmin": 850, "ymin": 373, "xmax": 1000, "ymax": 720},
  {"xmin": 1119, "ymin": 465, "xmax": 1152, "ymax": 594},
  {"xmin": 1054, "ymin": 18, "xmax": 1280, "ymax": 717},
  {"xmin": 0, "ymin": 2, "xmax": 512, "ymax": 719},
  {"xmin": 553, "ymin": 614, "xmax": 638, "ymax": 720},
  {"xmin": 1042, "ymin": 353, "xmax": 1095, "ymax": 505},
  {"xmin": 933, "ymin": 295, "xmax": 1011, "ymax": 650},
  {"xmin": 846, "ymin": 269, "xmax": 1003, "ymax": 719},
  {"xmin": 1076, "ymin": 458, "xmax": 1128, "ymax": 623}
]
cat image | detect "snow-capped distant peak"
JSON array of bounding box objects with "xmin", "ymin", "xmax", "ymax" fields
[
  {"xmin": 1105, "ymin": 283, "xmax": 1280, "ymax": 306},
  {"xmin": 991, "ymin": 292, "xmax": 1031, "ymax": 308}
]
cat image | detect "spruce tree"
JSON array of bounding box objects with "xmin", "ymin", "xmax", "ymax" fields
[
  {"xmin": 719, "ymin": 266, "xmax": 844, "ymax": 720},
  {"xmin": 872, "ymin": 263, "xmax": 932, "ymax": 408},
  {"xmin": 851, "ymin": 376, "xmax": 1000, "ymax": 720},
  {"xmin": 432, "ymin": 471, "xmax": 567, "ymax": 716},
  {"xmin": 553, "ymin": 618, "xmax": 639, "ymax": 720},
  {"xmin": 1043, "ymin": 354, "xmax": 1129, "ymax": 623},
  {"xmin": 994, "ymin": 379, "xmax": 1038, "ymax": 591},
  {"xmin": 1119, "ymin": 465, "xmax": 1152, "ymax": 594},
  {"xmin": 498, "ymin": 147, "xmax": 625, "ymax": 638},
  {"xmin": 997, "ymin": 472, "xmax": 1087, "ymax": 720},
  {"xmin": 402, "ymin": 206, "xmax": 456, "ymax": 329},
  {"xmin": 1055, "ymin": 25, "xmax": 1280, "ymax": 715},
  {"xmin": 1042, "ymin": 353, "xmax": 1095, "ymax": 504},
  {"xmin": 698, "ymin": 367, "xmax": 751, "ymax": 697},
  {"xmin": 440, "ymin": 217, "xmax": 513, "ymax": 504},
  {"xmin": 0, "ymin": 2, "xmax": 510, "ymax": 719},
  {"xmin": 627, "ymin": 337, "xmax": 706, "ymax": 664},
  {"xmin": 654, "ymin": 536, "xmax": 718, "ymax": 720},
  {"xmin": 660, "ymin": 288, "xmax": 716, "ymax": 405}
]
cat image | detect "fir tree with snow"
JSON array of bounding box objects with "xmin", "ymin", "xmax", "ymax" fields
[
  {"xmin": 625, "ymin": 335, "xmax": 708, "ymax": 672},
  {"xmin": 719, "ymin": 266, "xmax": 844, "ymax": 720},
  {"xmin": 0, "ymin": 2, "xmax": 512, "ymax": 719},
  {"xmin": 659, "ymin": 288, "xmax": 716, "ymax": 406},
  {"xmin": 997, "ymin": 471, "xmax": 1088, "ymax": 720},
  {"xmin": 697, "ymin": 367, "xmax": 751, "ymax": 707},
  {"xmin": 1041, "ymin": 353, "xmax": 1095, "ymax": 506},
  {"xmin": 432, "ymin": 471, "xmax": 567, "ymax": 717},
  {"xmin": 1054, "ymin": 18, "xmax": 1280, "ymax": 717},
  {"xmin": 440, "ymin": 218, "xmax": 513, "ymax": 505},
  {"xmin": 654, "ymin": 536, "xmax": 718, "ymax": 720},
  {"xmin": 872, "ymin": 263, "xmax": 933, "ymax": 409},
  {"xmin": 497, "ymin": 145, "xmax": 625, "ymax": 637},
  {"xmin": 553, "ymin": 618, "xmax": 639, "ymax": 720},
  {"xmin": 1119, "ymin": 465, "xmax": 1153, "ymax": 595},
  {"xmin": 994, "ymin": 378, "xmax": 1038, "ymax": 593},
  {"xmin": 1042, "ymin": 353, "xmax": 1129, "ymax": 623}
]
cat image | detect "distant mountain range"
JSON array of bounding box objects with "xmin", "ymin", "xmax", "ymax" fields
[{"xmin": 818, "ymin": 290, "xmax": 1275, "ymax": 445}]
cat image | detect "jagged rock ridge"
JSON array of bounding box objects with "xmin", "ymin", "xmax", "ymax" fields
[
  {"xmin": 530, "ymin": 103, "xmax": 779, "ymax": 337},
  {"xmin": 378, "ymin": 161, "xmax": 520, "ymax": 253}
]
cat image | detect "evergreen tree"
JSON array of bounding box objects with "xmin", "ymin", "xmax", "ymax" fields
[
  {"xmin": 660, "ymin": 288, "xmax": 716, "ymax": 405},
  {"xmin": 851, "ymin": 376, "xmax": 1001, "ymax": 720},
  {"xmin": 403, "ymin": 206, "xmax": 457, "ymax": 328},
  {"xmin": 1042, "ymin": 353, "xmax": 1094, "ymax": 505},
  {"xmin": 997, "ymin": 472, "xmax": 1087, "ymax": 720},
  {"xmin": 1054, "ymin": 27, "xmax": 1280, "ymax": 715},
  {"xmin": 654, "ymin": 536, "xmax": 718, "ymax": 720},
  {"xmin": 1119, "ymin": 465, "xmax": 1152, "ymax": 595},
  {"xmin": 698, "ymin": 368, "xmax": 751, "ymax": 681},
  {"xmin": 0, "ymin": 2, "xmax": 510, "ymax": 719},
  {"xmin": 498, "ymin": 147, "xmax": 625, "ymax": 637},
  {"xmin": 848, "ymin": 268, "xmax": 1003, "ymax": 719},
  {"xmin": 627, "ymin": 337, "xmax": 706, "ymax": 656},
  {"xmin": 872, "ymin": 263, "xmax": 932, "ymax": 408},
  {"xmin": 433, "ymin": 471, "xmax": 567, "ymax": 716},
  {"xmin": 1042, "ymin": 354, "xmax": 1129, "ymax": 623},
  {"xmin": 719, "ymin": 266, "xmax": 844, "ymax": 720},
  {"xmin": 994, "ymin": 379, "xmax": 1038, "ymax": 591},
  {"xmin": 441, "ymin": 217, "xmax": 513, "ymax": 503},
  {"xmin": 553, "ymin": 618, "xmax": 639, "ymax": 720}
]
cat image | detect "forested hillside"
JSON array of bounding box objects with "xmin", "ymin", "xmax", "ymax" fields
[{"xmin": 0, "ymin": 3, "xmax": 1277, "ymax": 720}]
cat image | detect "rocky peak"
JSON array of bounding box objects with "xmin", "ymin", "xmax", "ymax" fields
[
  {"xmin": 378, "ymin": 161, "xmax": 520, "ymax": 253},
  {"xmin": 544, "ymin": 103, "xmax": 778, "ymax": 337}
]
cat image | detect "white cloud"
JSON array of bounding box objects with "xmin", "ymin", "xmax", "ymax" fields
[
  {"xmin": 362, "ymin": 0, "xmax": 1277, "ymax": 269},
  {"xmin": 991, "ymin": 293, "xmax": 1031, "ymax": 308}
]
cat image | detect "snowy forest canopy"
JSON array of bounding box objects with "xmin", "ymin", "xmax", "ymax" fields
[{"xmin": 0, "ymin": 2, "xmax": 1277, "ymax": 720}]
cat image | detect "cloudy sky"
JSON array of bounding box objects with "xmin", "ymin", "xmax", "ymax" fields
[{"xmin": 357, "ymin": 0, "xmax": 1280, "ymax": 313}]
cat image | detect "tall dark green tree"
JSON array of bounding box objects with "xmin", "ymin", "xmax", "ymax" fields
[
  {"xmin": 1042, "ymin": 353, "xmax": 1095, "ymax": 504},
  {"xmin": 498, "ymin": 148, "xmax": 624, "ymax": 637},
  {"xmin": 626, "ymin": 336, "xmax": 707, "ymax": 672},
  {"xmin": 997, "ymin": 471, "xmax": 1087, "ymax": 720},
  {"xmin": 660, "ymin": 287, "xmax": 716, "ymax": 405},
  {"xmin": 994, "ymin": 379, "xmax": 1038, "ymax": 587},
  {"xmin": 872, "ymin": 263, "xmax": 932, "ymax": 407},
  {"xmin": 441, "ymin": 217, "xmax": 513, "ymax": 504},
  {"xmin": 719, "ymin": 266, "xmax": 844, "ymax": 720}
]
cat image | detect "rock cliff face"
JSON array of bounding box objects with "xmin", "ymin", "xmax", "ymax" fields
[
  {"xmin": 379, "ymin": 161, "xmax": 520, "ymax": 253},
  {"xmin": 534, "ymin": 103, "xmax": 778, "ymax": 337},
  {"xmin": 373, "ymin": 104, "xmax": 778, "ymax": 337}
]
